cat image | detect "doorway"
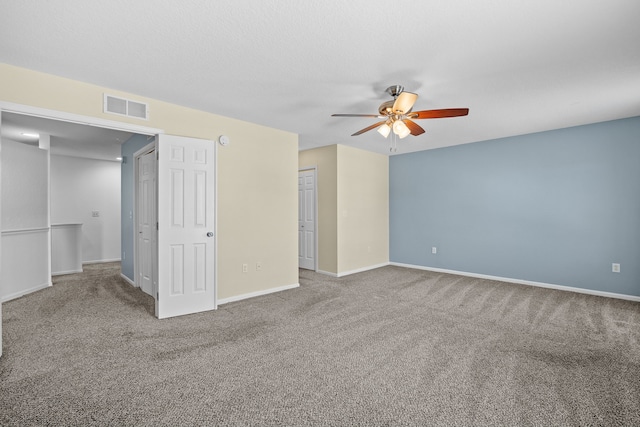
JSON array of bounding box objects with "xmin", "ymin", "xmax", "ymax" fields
[
  {"xmin": 0, "ymin": 111, "xmax": 137, "ymax": 293},
  {"xmin": 0, "ymin": 101, "xmax": 162, "ymax": 355},
  {"xmin": 298, "ymin": 168, "xmax": 317, "ymax": 270}
]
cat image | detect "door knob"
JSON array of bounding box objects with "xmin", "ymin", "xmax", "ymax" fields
[{"xmin": 207, "ymin": 232, "xmax": 214, "ymax": 237}]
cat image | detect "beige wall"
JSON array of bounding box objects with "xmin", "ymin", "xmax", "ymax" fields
[
  {"xmin": 0, "ymin": 63, "xmax": 299, "ymax": 300},
  {"xmin": 337, "ymin": 145, "xmax": 389, "ymax": 273},
  {"xmin": 299, "ymin": 144, "xmax": 388, "ymax": 276},
  {"xmin": 299, "ymin": 145, "xmax": 337, "ymax": 273}
]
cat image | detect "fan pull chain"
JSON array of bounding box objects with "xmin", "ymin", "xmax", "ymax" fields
[{"xmin": 390, "ymin": 132, "xmax": 398, "ymax": 153}]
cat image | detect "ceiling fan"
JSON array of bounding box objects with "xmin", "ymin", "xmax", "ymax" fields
[{"xmin": 332, "ymin": 85, "xmax": 469, "ymax": 139}]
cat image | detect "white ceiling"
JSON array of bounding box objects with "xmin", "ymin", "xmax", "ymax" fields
[{"xmin": 1, "ymin": 0, "xmax": 639, "ymax": 156}]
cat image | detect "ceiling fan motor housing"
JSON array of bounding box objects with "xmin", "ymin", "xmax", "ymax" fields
[
  {"xmin": 378, "ymin": 100, "xmax": 395, "ymax": 116},
  {"xmin": 380, "ymin": 85, "xmax": 406, "ymax": 115}
]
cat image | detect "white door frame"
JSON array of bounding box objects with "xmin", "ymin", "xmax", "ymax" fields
[
  {"xmin": 298, "ymin": 166, "xmax": 318, "ymax": 271},
  {"xmin": 0, "ymin": 101, "xmax": 164, "ymax": 136},
  {"xmin": 133, "ymin": 141, "xmax": 158, "ymax": 299}
]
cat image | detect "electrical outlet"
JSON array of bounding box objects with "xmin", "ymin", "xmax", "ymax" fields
[
  {"xmin": 432, "ymin": 247, "xmax": 437, "ymax": 254},
  {"xmin": 242, "ymin": 263, "xmax": 248, "ymax": 273},
  {"xmin": 256, "ymin": 262, "xmax": 262, "ymax": 271},
  {"xmin": 612, "ymin": 263, "xmax": 620, "ymax": 273}
]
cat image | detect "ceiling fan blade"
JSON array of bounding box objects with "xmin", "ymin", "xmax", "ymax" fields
[
  {"xmin": 351, "ymin": 121, "xmax": 387, "ymax": 136},
  {"xmin": 403, "ymin": 119, "xmax": 425, "ymax": 136},
  {"xmin": 409, "ymin": 108, "xmax": 469, "ymax": 119},
  {"xmin": 332, "ymin": 114, "xmax": 382, "ymax": 118},
  {"xmin": 392, "ymin": 92, "xmax": 418, "ymax": 114}
]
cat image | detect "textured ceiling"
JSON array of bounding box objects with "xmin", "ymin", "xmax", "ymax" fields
[{"xmin": 1, "ymin": 0, "xmax": 639, "ymax": 156}]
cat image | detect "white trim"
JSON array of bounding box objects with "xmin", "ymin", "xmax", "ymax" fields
[
  {"xmin": 120, "ymin": 273, "xmax": 136, "ymax": 287},
  {"xmin": 0, "ymin": 101, "xmax": 163, "ymax": 135},
  {"xmin": 336, "ymin": 262, "xmax": 391, "ymax": 277},
  {"xmin": 1, "ymin": 227, "xmax": 49, "ymax": 235},
  {"xmin": 218, "ymin": 283, "xmax": 300, "ymax": 305},
  {"xmin": 316, "ymin": 262, "xmax": 391, "ymax": 278},
  {"xmin": 132, "ymin": 140, "xmax": 157, "ymax": 158},
  {"xmin": 52, "ymin": 269, "xmax": 83, "ymax": 276},
  {"xmin": 390, "ymin": 262, "xmax": 640, "ymax": 302},
  {"xmin": 214, "ymin": 142, "xmax": 219, "ymax": 309},
  {"xmin": 1, "ymin": 282, "xmax": 52, "ymax": 302},
  {"xmin": 316, "ymin": 270, "xmax": 338, "ymax": 277},
  {"xmin": 83, "ymin": 258, "xmax": 121, "ymax": 265},
  {"xmin": 46, "ymin": 140, "xmax": 52, "ymax": 285}
]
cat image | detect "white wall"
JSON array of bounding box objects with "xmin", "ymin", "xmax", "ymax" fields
[
  {"xmin": 1, "ymin": 138, "xmax": 50, "ymax": 301},
  {"xmin": 50, "ymin": 154, "xmax": 121, "ymax": 263},
  {"xmin": 1, "ymin": 139, "xmax": 48, "ymax": 230}
]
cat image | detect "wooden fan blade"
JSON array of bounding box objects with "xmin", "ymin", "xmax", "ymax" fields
[
  {"xmin": 351, "ymin": 121, "xmax": 387, "ymax": 136},
  {"xmin": 392, "ymin": 92, "xmax": 418, "ymax": 114},
  {"xmin": 403, "ymin": 119, "xmax": 425, "ymax": 136},
  {"xmin": 409, "ymin": 108, "xmax": 469, "ymax": 119},
  {"xmin": 332, "ymin": 114, "xmax": 382, "ymax": 118}
]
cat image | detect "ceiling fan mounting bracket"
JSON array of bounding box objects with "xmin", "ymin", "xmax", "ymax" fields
[{"xmin": 385, "ymin": 85, "xmax": 404, "ymax": 99}]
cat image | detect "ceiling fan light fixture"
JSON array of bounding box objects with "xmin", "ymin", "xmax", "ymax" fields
[
  {"xmin": 393, "ymin": 120, "xmax": 411, "ymax": 138},
  {"xmin": 377, "ymin": 123, "xmax": 391, "ymax": 138}
]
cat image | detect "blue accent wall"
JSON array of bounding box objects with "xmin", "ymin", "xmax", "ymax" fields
[
  {"xmin": 121, "ymin": 134, "xmax": 154, "ymax": 281},
  {"xmin": 390, "ymin": 116, "xmax": 640, "ymax": 297}
]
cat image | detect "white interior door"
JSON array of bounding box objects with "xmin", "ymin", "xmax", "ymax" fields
[
  {"xmin": 298, "ymin": 169, "xmax": 316, "ymax": 270},
  {"xmin": 137, "ymin": 150, "xmax": 156, "ymax": 296},
  {"xmin": 156, "ymin": 134, "xmax": 216, "ymax": 319}
]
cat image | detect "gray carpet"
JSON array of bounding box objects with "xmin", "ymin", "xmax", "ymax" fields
[{"xmin": 1, "ymin": 263, "xmax": 639, "ymax": 426}]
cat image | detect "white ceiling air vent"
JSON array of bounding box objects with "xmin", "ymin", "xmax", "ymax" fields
[{"xmin": 104, "ymin": 94, "xmax": 149, "ymax": 120}]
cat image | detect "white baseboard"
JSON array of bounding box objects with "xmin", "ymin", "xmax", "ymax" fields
[
  {"xmin": 120, "ymin": 273, "xmax": 136, "ymax": 287},
  {"xmin": 316, "ymin": 270, "xmax": 338, "ymax": 277},
  {"xmin": 1, "ymin": 282, "xmax": 52, "ymax": 302},
  {"xmin": 83, "ymin": 258, "xmax": 121, "ymax": 265},
  {"xmin": 317, "ymin": 262, "xmax": 391, "ymax": 278},
  {"xmin": 52, "ymin": 269, "xmax": 83, "ymax": 276},
  {"xmin": 218, "ymin": 283, "xmax": 300, "ymax": 305},
  {"xmin": 390, "ymin": 262, "xmax": 640, "ymax": 302}
]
